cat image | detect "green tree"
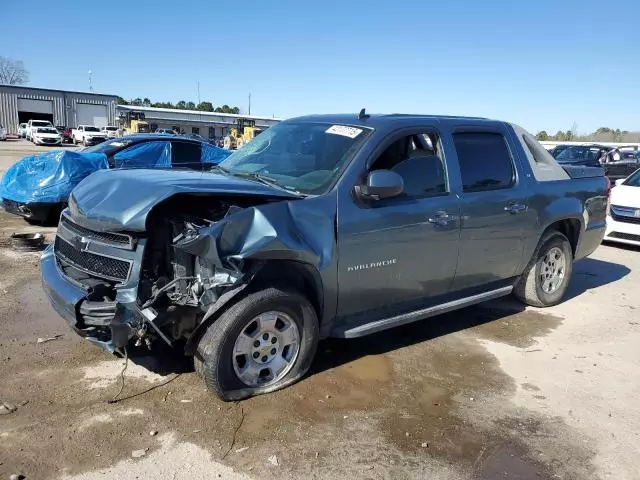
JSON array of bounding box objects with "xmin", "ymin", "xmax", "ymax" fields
[
  {"xmin": 185, "ymin": 101, "xmax": 196, "ymax": 110},
  {"xmin": 142, "ymin": 97, "xmax": 151, "ymax": 107},
  {"xmin": 214, "ymin": 104, "xmax": 241, "ymax": 114},
  {"xmin": 130, "ymin": 97, "xmax": 143, "ymax": 106},
  {"xmin": 196, "ymin": 101, "xmax": 214, "ymax": 112},
  {"xmin": 176, "ymin": 100, "xmax": 187, "ymax": 109},
  {"xmin": 536, "ymin": 131, "xmax": 549, "ymax": 141},
  {"xmin": 116, "ymin": 96, "xmax": 129, "ymax": 105},
  {"xmin": 555, "ymin": 130, "xmax": 567, "ymax": 141},
  {"xmin": 565, "ymin": 130, "xmax": 574, "ymax": 141}
]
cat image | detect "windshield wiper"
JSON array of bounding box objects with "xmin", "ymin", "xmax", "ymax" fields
[{"xmin": 229, "ymin": 171, "xmax": 304, "ymax": 195}]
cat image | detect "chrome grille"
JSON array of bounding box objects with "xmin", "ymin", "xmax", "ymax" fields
[
  {"xmin": 54, "ymin": 236, "xmax": 131, "ymax": 283},
  {"xmin": 60, "ymin": 215, "xmax": 133, "ymax": 248}
]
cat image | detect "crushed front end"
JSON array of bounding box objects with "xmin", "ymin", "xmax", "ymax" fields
[{"xmin": 40, "ymin": 212, "xmax": 149, "ymax": 352}]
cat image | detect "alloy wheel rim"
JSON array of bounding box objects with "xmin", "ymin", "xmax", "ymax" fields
[
  {"xmin": 540, "ymin": 246, "xmax": 566, "ymax": 294},
  {"xmin": 232, "ymin": 311, "xmax": 300, "ymax": 387}
]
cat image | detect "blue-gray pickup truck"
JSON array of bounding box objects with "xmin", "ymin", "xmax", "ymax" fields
[{"xmin": 40, "ymin": 112, "xmax": 609, "ymax": 400}]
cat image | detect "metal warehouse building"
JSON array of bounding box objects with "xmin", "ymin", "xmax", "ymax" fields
[
  {"xmin": 0, "ymin": 85, "xmax": 117, "ymax": 134},
  {"xmin": 116, "ymin": 105, "xmax": 280, "ymax": 139}
]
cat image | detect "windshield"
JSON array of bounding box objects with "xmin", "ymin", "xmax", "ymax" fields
[
  {"xmin": 622, "ymin": 169, "xmax": 640, "ymax": 187},
  {"xmin": 32, "ymin": 121, "xmax": 51, "ymax": 127},
  {"xmin": 37, "ymin": 128, "xmax": 58, "ymax": 134},
  {"xmin": 85, "ymin": 126, "xmax": 100, "ymax": 132},
  {"xmin": 219, "ymin": 121, "xmax": 372, "ymax": 195},
  {"xmin": 555, "ymin": 146, "xmax": 602, "ymax": 164},
  {"xmin": 82, "ymin": 137, "xmax": 135, "ymax": 155},
  {"xmin": 104, "ymin": 126, "xmax": 118, "ymax": 131}
]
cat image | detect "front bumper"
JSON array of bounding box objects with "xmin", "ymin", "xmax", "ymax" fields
[
  {"xmin": 84, "ymin": 137, "xmax": 107, "ymax": 145},
  {"xmin": 1, "ymin": 199, "xmax": 62, "ymax": 222},
  {"xmin": 40, "ymin": 245, "xmax": 144, "ymax": 352},
  {"xmin": 604, "ymin": 216, "xmax": 640, "ymax": 246},
  {"xmin": 33, "ymin": 137, "xmax": 62, "ymax": 145}
]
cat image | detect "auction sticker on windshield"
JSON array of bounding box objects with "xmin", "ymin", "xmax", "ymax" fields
[{"xmin": 325, "ymin": 125, "xmax": 363, "ymax": 138}]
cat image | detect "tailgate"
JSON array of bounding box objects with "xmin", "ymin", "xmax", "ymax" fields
[{"xmin": 562, "ymin": 165, "xmax": 605, "ymax": 179}]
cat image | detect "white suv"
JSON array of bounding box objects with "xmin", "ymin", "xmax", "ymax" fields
[
  {"xmin": 26, "ymin": 119, "xmax": 54, "ymax": 141},
  {"xmin": 101, "ymin": 125, "xmax": 119, "ymax": 138}
]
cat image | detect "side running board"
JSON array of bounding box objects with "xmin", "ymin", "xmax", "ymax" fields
[{"xmin": 338, "ymin": 286, "xmax": 513, "ymax": 338}]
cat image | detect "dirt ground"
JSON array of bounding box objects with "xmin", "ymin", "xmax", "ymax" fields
[{"xmin": 1, "ymin": 141, "xmax": 640, "ymax": 479}]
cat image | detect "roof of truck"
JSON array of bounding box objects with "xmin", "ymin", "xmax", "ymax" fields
[{"xmin": 288, "ymin": 113, "xmax": 498, "ymax": 128}]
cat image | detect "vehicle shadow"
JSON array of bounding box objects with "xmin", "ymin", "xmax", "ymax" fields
[
  {"xmin": 129, "ymin": 256, "xmax": 630, "ymax": 379},
  {"xmin": 567, "ymin": 256, "xmax": 631, "ymax": 300},
  {"xmin": 310, "ymin": 256, "xmax": 630, "ymax": 377}
]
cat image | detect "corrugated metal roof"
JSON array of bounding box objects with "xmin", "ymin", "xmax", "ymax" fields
[{"xmin": 116, "ymin": 105, "xmax": 281, "ymax": 122}]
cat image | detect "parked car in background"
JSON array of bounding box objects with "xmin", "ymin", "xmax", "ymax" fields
[
  {"xmin": 1, "ymin": 134, "xmax": 231, "ymax": 223},
  {"xmin": 38, "ymin": 113, "xmax": 608, "ymax": 400},
  {"xmin": 101, "ymin": 125, "xmax": 119, "ymax": 138},
  {"xmin": 17, "ymin": 123, "xmax": 28, "ymax": 138},
  {"xmin": 155, "ymin": 128, "xmax": 175, "ymax": 134},
  {"xmin": 31, "ymin": 126, "xmax": 62, "ymax": 146},
  {"xmin": 26, "ymin": 119, "xmax": 54, "ymax": 141},
  {"xmin": 0, "ymin": 124, "xmax": 6, "ymax": 141},
  {"xmin": 549, "ymin": 144, "xmax": 572, "ymax": 157},
  {"xmin": 55, "ymin": 126, "xmax": 73, "ymax": 144},
  {"xmin": 552, "ymin": 144, "xmax": 609, "ymax": 167},
  {"xmin": 72, "ymin": 125, "xmax": 107, "ymax": 146},
  {"xmin": 604, "ymin": 170, "xmax": 640, "ymax": 246},
  {"xmin": 602, "ymin": 148, "xmax": 640, "ymax": 183}
]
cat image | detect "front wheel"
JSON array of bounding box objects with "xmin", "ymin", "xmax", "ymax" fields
[
  {"xmin": 514, "ymin": 231, "xmax": 573, "ymax": 307},
  {"xmin": 195, "ymin": 287, "xmax": 319, "ymax": 401}
]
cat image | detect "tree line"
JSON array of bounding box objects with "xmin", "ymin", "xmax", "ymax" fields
[
  {"xmin": 536, "ymin": 127, "xmax": 640, "ymax": 143},
  {"xmin": 117, "ymin": 97, "xmax": 240, "ymax": 114}
]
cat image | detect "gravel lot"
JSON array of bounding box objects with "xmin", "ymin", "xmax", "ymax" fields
[{"xmin": 1, "ymin": 140, "xmax": 639, "ymax": 479}]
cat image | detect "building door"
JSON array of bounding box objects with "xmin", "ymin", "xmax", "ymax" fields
[
  {"xmin": 76, "ymin": 104, "xmax": 108, "ymax": 127},
  {"xmin": 17, "ymin": 98, "xmax": 54, "ymax": 125}
]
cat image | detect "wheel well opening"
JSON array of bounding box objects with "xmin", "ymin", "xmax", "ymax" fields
[
  {"xmin": 250, "ymin": 261, "xmax": 323, "ymax": 321},
  {"xmin": 547, "ymin": 219, "xmax": 580, "ymax": 256}
]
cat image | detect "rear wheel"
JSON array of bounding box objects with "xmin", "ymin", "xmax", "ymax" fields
[
  {"xmin": 514, "ymin": 231, "xmax": 573, "ymax": 307},
  {"xmin": 195, "ymin": 287, "xmax": 319, "ymax": 401}
]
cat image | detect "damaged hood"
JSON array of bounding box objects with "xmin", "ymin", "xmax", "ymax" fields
[{"xmin": 68, "ymin": 168, "xmax": 299, "ymax": 232}]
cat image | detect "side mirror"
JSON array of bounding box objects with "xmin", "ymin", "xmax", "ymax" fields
[
  {"xmin": 355, "ymin": 170, "xmax": 404, "ymax": 200},
  {"xmin": 615, "ymin": 179, "xmax": 625, "ymax": 186}
]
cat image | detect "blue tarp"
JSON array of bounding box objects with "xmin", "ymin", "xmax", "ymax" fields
[
  {"xmin": 201, "ymin": 143, "xmax": 232, "ymax": 164},
  {"xmin": 0, "ymin": 150, "xmax": 108, "ymax": 204},
  {"xmin": 1, "ymin": 140, "xmax": 233, "ymax": 206},
  {"xmin": 113, "ymin": 141, "xmax": 171, "ymax": 168}
]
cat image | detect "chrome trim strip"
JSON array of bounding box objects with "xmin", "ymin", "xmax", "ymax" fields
[
  {"xmin": 60, "ymin": 212, "xmax": 134, "ymax": 250},
  {"xmin": 340, "ymin": 286, "xmax": 513, "ymax": 338}
]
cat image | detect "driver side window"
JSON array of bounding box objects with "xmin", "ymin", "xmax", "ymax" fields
[{"xmin": 370, "ymin": 132, "xmax": 448, "ymax": 198}]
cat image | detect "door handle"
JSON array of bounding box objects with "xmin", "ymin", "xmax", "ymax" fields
[
  {"xmin": 504, "ymin": 202, "xmax": 527, "ymax": 214},
  {"xmin": 428, "ymin": 211, "xmax": 451, "ymax": 226}
]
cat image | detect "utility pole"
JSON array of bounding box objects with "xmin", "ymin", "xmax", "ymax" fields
[
  {"xmin": 248, "ymin": 93, "xmax": 251, "ymax": 115},
  {"xmin": 88, "ymin": 69, "xmax": 93, "ymax": 92},
  {"xmin": 197, "ymin": 81, "xmax": 200, "ymax": 105}
]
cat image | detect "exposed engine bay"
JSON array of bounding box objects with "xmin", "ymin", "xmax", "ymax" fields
[{"xmin": 133, "ymin": 195, "xmax": 273, "ymax": 349}]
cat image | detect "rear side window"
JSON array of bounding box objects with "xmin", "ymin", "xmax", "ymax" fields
[
  {"xmin": 171, "ymin": 141, "xmax": 202, "ymax": 169},
  {"xmin": 453, "ymin": 132, "xmax": 515, "ymax": 192}
]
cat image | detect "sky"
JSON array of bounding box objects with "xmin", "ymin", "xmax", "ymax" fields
[{"xmin": 4, "ymin": 0, "xmax": 639, "ymax": 134}]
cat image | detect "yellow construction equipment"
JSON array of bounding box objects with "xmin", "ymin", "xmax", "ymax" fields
[
  {"xmin": 118, "ymin": 111, "xmax": 150, "ymax": 135},
  {"xmin": 223, "ymin": 119, "xmax": 263, "ymax": 149}
]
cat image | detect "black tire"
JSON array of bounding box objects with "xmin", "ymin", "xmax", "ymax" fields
[
  {"xmin": 514, "ymin": 231, "xmax": 573, "ymax": 307},
  {"xmin": 195, "ymin": 287, "xmax": 319, "ymax": 401}
]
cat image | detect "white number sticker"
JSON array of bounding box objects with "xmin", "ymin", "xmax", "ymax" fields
[{"xmin": 325, "ymin": 125, "xmax": 363, "ymax": 139}]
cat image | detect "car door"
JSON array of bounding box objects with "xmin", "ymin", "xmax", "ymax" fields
[
  {"xmin": 336, "ymin": 128, "xmax": 461, "ymax": 320},
  {"xmin": 449, "ymin": 127, "xmax": 534, "ymax": 291}
]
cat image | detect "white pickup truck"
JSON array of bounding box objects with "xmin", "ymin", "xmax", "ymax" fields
[
  {"xmin": 101, "ymin": 125, "xmax": 119, "ymax": 138},
  {"xmin": 72, "ymin": 125, "xmax": 108, "ymax": 146}
]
